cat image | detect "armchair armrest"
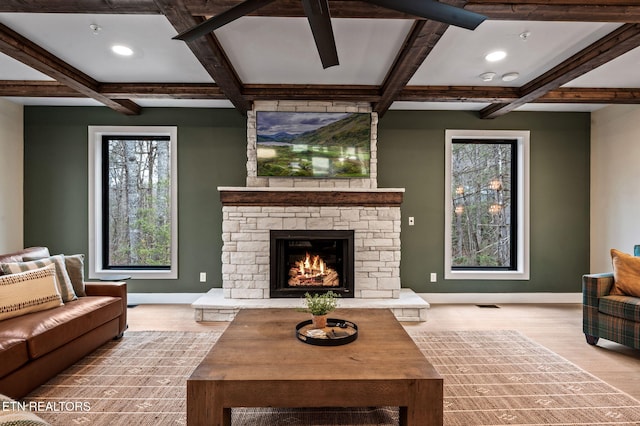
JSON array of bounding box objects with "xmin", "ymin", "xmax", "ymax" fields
[
  {"xmin": 582, "ymin": 273, "xmax": 613, "ymax": 342},
  {"xmin": 582, "ymin": 273, "xmax": 614, "ymax": 307},
  {"xmin": 84, "ymin": 281, "xmax": 128, "ymax": 336},
  {"xmin": 85, "ymin": 281, "xmax": 127, "ymax": 299}
]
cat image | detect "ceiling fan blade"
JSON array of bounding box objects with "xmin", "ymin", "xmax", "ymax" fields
[
  {"xmin": 365, "ymin": 0, "xmax": 486, "ymax": 31},
  {"xmin": 301, "ymin": 0, "xmax": 339, "ymax": 69},
  {"xmin": 173, "ymin": 0, "xmax": 277, "ymax": 41}
]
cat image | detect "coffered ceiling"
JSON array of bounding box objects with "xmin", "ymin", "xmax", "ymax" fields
[{"xmin": 1, "ymin": 1, "xmax": 640, "ymax": 118}]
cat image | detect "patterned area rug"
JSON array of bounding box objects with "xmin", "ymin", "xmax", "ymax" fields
[{"xmin": 24, "ymin": 330, "xmax": 640, "ymax": 425}]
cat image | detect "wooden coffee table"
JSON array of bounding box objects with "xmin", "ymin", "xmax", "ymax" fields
[{"xmin": 187, "ymin": 308, "xmax": 443, "ymax": 426}]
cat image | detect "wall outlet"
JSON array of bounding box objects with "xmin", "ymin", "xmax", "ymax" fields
[
  {"xmin": 199, "ymin": 272, "xmax": 207, "ymax": 282},
  {"xmin": 408, "ymin": 216, "xmax": 415, "ymax": 226},
  {"xmin": 430, "ymin": 272, "xmax": 437, "ymax": 283}
]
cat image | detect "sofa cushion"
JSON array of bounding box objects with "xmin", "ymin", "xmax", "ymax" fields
[
  {"xmin": 599, "ymin": 295, "xmax": 640, "ymax": 323},
  {"xmin": 0, "ymin": 247, "xmax": 50, "ymax": 274},
  {"xmin": 0, "ymin": 296, "xmax": 122, "ymax": 360},
  {"xmin": 610, "ymin": 249, "xmax": 640, "ymax": 297},
  {"xmin": 1, "ymin": 255, "xmax": 77, "ymax": 302},
  {"xmin": 0, "ymin": 338, "xmax": 28, "ymax": 379},
  {"xmin": 64, "ymin": 254, "xmax": 86, "ymax": 297},
  {"xmin": 0, "ymin": 265, "xmax": 63, "ymax": 321}
]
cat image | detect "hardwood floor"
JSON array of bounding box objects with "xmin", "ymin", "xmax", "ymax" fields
[{"xmin": 127, "ymin": 303, "xmax": 640, "ymax": 400}]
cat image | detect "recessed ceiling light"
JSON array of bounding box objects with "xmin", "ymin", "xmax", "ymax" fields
[
  {"xmin": 111, "ymin": 45, "xmax": 134, "ymax": 56},
  {"xmin": 479, "ymin": 72, "xmax": 496, "ymax": 82},
  {"xmin": 501, "ymin": 72, "xmax": 520, "ymax": 82},
  {"xmin": 89, "ymin": 24, "xmax": 101, "ymax": 35},
  {"xmin": 485, "ymin": 50, "xmax": 507, "ymax": 62}
]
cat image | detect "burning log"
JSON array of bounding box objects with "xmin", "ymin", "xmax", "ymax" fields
[{"xmin": 288, "ymin": 252, "xmax": 339, "ymax": 287}]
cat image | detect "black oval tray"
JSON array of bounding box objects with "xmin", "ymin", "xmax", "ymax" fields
[{"xmin": 296, "ymin": 318, "xmax": 358, "ymax": 346}]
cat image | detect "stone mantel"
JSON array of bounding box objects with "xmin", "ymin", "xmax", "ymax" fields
[{"xmin": 218, "ymin": 187, "xmax": 405, "ymax": 207}]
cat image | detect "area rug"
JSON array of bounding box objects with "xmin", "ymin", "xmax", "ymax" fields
[{"xmin": 24, "ymin": 330, "xmax": 640, "ymax": 425}]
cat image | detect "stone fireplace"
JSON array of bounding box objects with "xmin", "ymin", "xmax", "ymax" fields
[
  {"xmin": 192, "ymin": 101, "xmax": 429, "ymax": 322},
  {"xmin": 219, "ymin": 187, "xmax": 403, "ymax": 300}
]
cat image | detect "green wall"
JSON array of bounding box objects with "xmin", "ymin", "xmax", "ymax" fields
[
  {"xmin": 377, "ymin": 110, "xmax": 590, "ymax": 293},
  {"xmin": 24, "ymin": 107, "xmax": 246, "ymax": 293},
  {"xmin": 24, "ymin": 107, "xmax": 589, "ymax": 294}
]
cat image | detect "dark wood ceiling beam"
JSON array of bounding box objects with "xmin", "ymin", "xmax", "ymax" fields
[
  {"xmin": 0, "ymin": 81, "xmax": 226, "ymax": 98},
  {"xmin": 154, "ymin": 0, "xmax": 250, "ymax": 115},
  {"xmin": 466, "ymin": 1, "xmax": 640, "ymax": 22},
  {"xmin": 6, "ymin": 0, "xmax": 639, "ymax": 22},
  {"xmin": 399, "ymin": 86, "xmax": 640, "ymax": 104},
  {"xmin": 243, "ymin": 84, "xmax": 380, "ymax": 101},
  {"xmin": 100, "ymin": 83, "xmax": 225, "ymax": 99},
  {"xmin": 183, "ymin": 0, "xmax": 412, "ymax": 18},
  {"xmin": 0, "ymin": 81, "xmax": 81, "ymax": 97},
  {"xmin": 0, "ymin": 0, "xmax": 160, "ymax": 13},
  {"xmin": 538, "ymin": 87, "xmax": 640, "ymax": 103},
  {"xmin": 4, "ymin": 81, "xmax": 640, "ymax": 105},
  {"xmin": 183, "ymin": 0, "xmax": 640, "ymax": 21},
  {"xmin": 480, "ymin": 23, "xmax": 640, "ymax": 119},
  {"xmin": 0, "ymin": 23, "xmax": 140, "ymax": 114},
  {"xmin": 374, "ymin": 19, "xmax": 449, "ymax": 117},
  {"xmin": 399, "ymin": 86, "xmax": 519, "ymax": 103}
]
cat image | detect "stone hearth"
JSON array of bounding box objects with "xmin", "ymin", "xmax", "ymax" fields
[{"xmin": 193, "ymin": 288, "xmax": 428, "ymax": 322}]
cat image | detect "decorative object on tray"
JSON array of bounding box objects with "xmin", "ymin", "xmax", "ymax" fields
[
  {"xmin": 299, "ymin": 291, "xmax": 340, "ymax": 329},
  {"xmin": 296, "ymin": 318, "xmax": 358, "ymax": 346}
]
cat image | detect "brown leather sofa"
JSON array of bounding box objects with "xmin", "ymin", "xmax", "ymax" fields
[{"xmin": 0, "ymin": 247, "xmax": 127, "ymax": 399}]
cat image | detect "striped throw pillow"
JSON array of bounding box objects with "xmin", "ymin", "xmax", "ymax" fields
[
  {"xmin": 0, "ymin": 255, "xmax": 77, "ymax": 302},
  {"xmin": 0, "ymin": 264, "xmax": 63, "ymax": 321}
]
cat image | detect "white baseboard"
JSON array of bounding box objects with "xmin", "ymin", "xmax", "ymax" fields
[
  {"xmin": 419, "ymin": 292, "xmax": 582, "ymax": 304},
  {"xmin": 128, "ymin": 293, "xmax": 205, "ymax": 305},
  {"xmin": 127, "ymin": 292, "xmax": 582, "ymax": 305}
]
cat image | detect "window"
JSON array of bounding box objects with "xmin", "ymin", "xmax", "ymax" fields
[
  {"xmin": 444, "ymin": 130, "xmax": 529, "ymax": 280},
  {"xmin": 89, "ymin": 126, "xmax": 178, "ymax": 279}
]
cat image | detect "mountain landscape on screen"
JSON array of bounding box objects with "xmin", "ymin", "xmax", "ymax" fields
[{"xmin": 256, "ymin": 112, "xmax": 371, "ymax": 178}]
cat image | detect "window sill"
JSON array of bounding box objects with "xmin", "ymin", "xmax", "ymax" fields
[
  {"xmin": 90, "ymin": 269, "xmax": 177, "ymax": 280},
  {"xmin": 445, "ymin": 270, "xmax": 529, "ymax": 280}
]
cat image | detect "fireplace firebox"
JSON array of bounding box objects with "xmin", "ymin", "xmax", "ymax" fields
[{"xmin": 270, "ymin": 230, "xmax": 354, "ymax": 298}]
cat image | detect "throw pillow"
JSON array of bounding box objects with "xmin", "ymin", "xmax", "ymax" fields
[
  {"xmin": 63, "ymin": 254, "xmax": 86, "ymax": 297},
  {"xmin": 0, "ymin": 393, "xmax": 50, "ymax": 425},
  {"xmin": 0, "ymin": 264, "xmax": 63, "ymax": 321},
  {"xmin": 1, "ymin": 255, "xmax": 77, "ymax": 302},
  {"xmin": 610, "ymin": 248, "xmax": 640, "ymax": 297}
]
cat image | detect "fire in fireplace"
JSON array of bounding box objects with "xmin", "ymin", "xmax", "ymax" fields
[
  {"xmin": 289, "ymin": 252, "xmax": 339, "ymax": 287},
  {"xmin": 270, "ymin": 230, "xmax": 354, "ymax": 298}
]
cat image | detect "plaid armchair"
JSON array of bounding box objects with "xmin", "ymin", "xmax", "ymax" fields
[{"xmin": 582, "ymin": 272, "xmax": 640, "ymax": 349}]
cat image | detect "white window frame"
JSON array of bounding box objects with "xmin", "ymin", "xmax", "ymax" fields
[
  {"xmin": 444, "ymin": 129, "xmax": 530, "ymax": 280},
  {"xmin": 88, "ymin": 126, "xmax": 178, "ymax": 279}
]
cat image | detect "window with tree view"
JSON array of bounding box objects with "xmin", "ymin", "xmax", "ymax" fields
[
  {"xmin": 451, "ymin": 139, "xmax": 516, "ymax": 270},
  {"xmin": 102, "ymin": 135, "xmax": 172, "ymax": 270}
]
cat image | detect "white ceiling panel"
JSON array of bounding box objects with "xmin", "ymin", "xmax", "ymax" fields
[
  {"xmin": 515, "ymin": 103, "xmax": 608, "ymax": 112},
  {"xmin": 0, "ymin": 53, "xmax": 52, "ymax": 80},
  {"xmin": 133, "ymin": 99, "xmax": 235, "ymax": 108},
  {"xmin": 215, "ymin": 17, "xmax": 414, "ymax": 85},
  {"xmin": 5, "ymin": 97, "xmax": 102, "ymax": 106},
  {"xmin": 0, "ymin": 13, "xmax": 213, "ymax": 83},
  {"xmin": 390, "ymin": 101, "xmax": 488, "ymax": 111},
  {"xmin": 409, "ymin": 20, "xmax": 620, "ymax": 87},
  {"xmin": 564, "ymin": 45, "xmax": 640, "ymax": 88}
]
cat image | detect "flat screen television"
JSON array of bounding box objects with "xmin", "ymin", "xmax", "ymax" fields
[{"xmin": 256, "ymin": 111, "xmax": 371, "ymax": 178}]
